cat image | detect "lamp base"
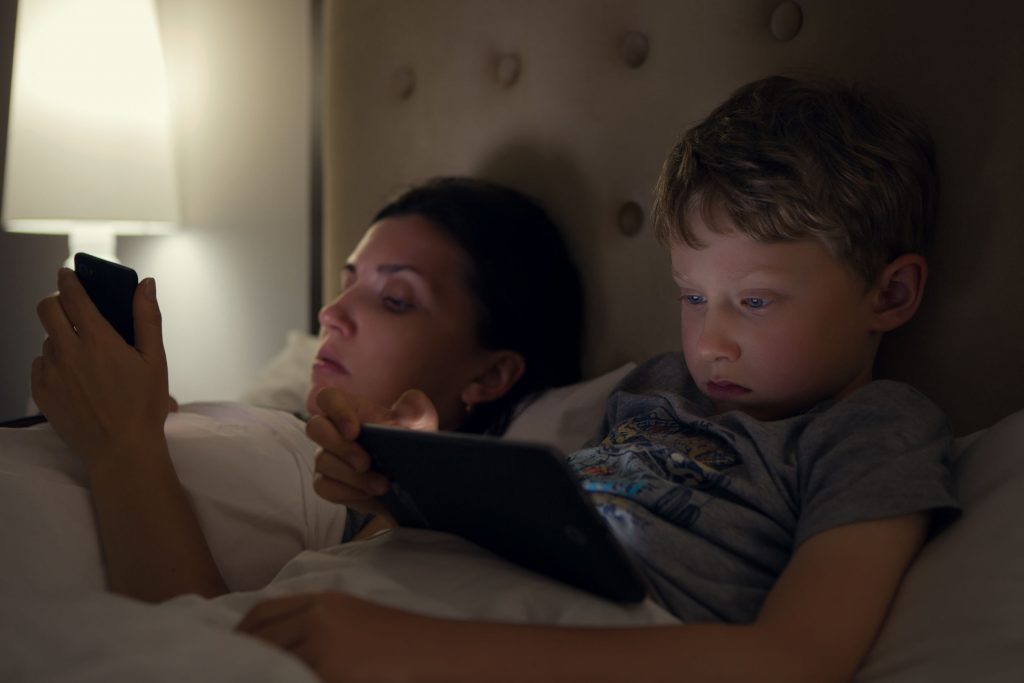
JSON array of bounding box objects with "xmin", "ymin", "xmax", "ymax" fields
[{"xmin": 67, "ymin": 228, "xmax": 119, "ymax": 267}]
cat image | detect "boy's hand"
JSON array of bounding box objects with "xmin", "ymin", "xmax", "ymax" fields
[
  {"xmin": 237, "ymin": 592, "xmax": 435, "ymax": 682},
  {"xmin": 307, "ymin": 388, "xmax": 438, "ymax": 517},
  {"xmin": 31, "ymin": 269, "xmax": 169, "ymax": 470}
]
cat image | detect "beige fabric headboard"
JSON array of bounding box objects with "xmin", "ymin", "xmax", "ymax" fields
[{"xmin": 322, "ymin": 0, "xmax": 1024, "ymax": 435}]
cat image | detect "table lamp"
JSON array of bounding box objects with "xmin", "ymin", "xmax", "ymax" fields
[{"xmin": 2, "ymin": 0, "xmax": 179, "ymax": 265}]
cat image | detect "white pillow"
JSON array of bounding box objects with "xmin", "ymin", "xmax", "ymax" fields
[
  {"xmin": 855, "ymin": 407, "xmax": 1024, "ymax": 682},
  {"xmin": 238, "ymin": 330, "xmax": 320, "ymax": 415},
  {"xmin": 504, "ymin": 363, "xmax": 635, "ymax": 453}
]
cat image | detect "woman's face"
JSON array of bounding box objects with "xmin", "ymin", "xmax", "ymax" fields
[{"xmin": 308, "ymin": 214, "xmax": 492, "ymax": 428}]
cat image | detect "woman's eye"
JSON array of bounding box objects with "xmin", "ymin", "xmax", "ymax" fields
[
  {"xmin": 679, "ymin": 294, "xmax": 706, "ymax": 306},
  {"xmin": 383, "ymin": 296, "xmax": 414, "ymax": 313}
]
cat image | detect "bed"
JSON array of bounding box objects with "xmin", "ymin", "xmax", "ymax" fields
[{"xmin": 3, "ymin": 0, "xmax": 1023, "ymax": 681}]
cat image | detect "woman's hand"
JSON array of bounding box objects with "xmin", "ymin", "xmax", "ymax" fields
[
  {"xmin": 307, "ymin": 388, "xmax": 438, "ymax": 517},
  {"xmin": 31, "ymin": 268, "xmax": 169, "ymax": 470}
]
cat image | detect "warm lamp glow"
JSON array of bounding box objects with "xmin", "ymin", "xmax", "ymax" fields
[{"xmin": 2, "ymin": 0, "xmax": 180, "ymax": 263}]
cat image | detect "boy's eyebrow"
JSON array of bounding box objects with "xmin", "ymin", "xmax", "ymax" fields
[{"xmin": 671, "ymin": 265, "xmax": 795, "ymax": 283}]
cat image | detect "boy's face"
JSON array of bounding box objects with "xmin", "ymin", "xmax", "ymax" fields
[{"xmin": 670, "ymin": 210, "xmax": 881, "ymax": 421}]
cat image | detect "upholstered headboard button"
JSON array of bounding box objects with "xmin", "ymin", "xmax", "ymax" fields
[
  {"xmin": 495, "ymin": 53, "xmax": 521, "ymax": 88},
  {"xmin": 617, "ymin": 201, "xmax": 645, "ymax": 237},
  {"xmin": 770, "ymin": 1, "xmax": 803, "ymax": 41},
  {"xmin": 620, "ymin": 30, "xmax": 649, "ymax": 69},
  {"xmin": 392, "ymin": 66, "xmax": 416, "ymax": 100}
]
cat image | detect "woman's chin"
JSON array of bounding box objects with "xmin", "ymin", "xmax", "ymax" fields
[{"xmin": 304, "ymin": 392, "xmax": 320, "ymax": 416}]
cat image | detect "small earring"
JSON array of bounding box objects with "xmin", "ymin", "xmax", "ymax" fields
[{"xmin": 464, "ymin": 401, "xmax": 473, "ymax": 414}]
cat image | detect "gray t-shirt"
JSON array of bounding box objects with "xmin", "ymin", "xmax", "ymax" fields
[{"xmin": 569, "ymin": 352, "xmax": 959, "ymax": 624}]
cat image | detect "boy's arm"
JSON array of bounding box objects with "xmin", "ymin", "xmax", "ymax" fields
[{"xmin": 239, "ymin": 512, "xmax": 928, "ymax": 683}]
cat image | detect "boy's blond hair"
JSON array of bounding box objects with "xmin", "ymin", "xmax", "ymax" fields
[{"xmin": 653, "ymin": 75, "xmax": 937, "ymax": 284}]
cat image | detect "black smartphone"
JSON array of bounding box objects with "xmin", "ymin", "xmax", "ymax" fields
[
  {"xmin": 73, "ymin": 252, "xmax": 139, "ymax": 345},
  {"xmin": 357, "ymin": 424, "xmax": 649, "ymax": 603}
]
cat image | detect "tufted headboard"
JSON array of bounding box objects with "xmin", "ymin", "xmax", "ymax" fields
[{"xmin": 321, "ymin": 0, "xmax": 1024, "ymax": 436}]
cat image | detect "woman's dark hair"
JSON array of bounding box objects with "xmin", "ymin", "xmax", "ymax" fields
[{"xmin": 373, "ymin": 177, "xmax": 584, "ymax": 435}]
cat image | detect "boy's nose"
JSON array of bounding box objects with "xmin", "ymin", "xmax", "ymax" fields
[
  {"xmin": 318, "ymin": 292, "xmax": 357, "ymax": 337},
  {"xmin": 697, "ymin": 315, "xmax": 740, "ymax": 362}
]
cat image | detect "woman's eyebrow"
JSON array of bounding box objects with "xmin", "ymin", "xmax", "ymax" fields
[
  {"xmin": 377, "ymin": 263, "xmax": 424, "ymax": 278},
  {"xmin": 342, "ymin": 263, "xmax": 425, "ymax": 279}
]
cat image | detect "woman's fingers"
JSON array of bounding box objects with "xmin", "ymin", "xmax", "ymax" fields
[
  {"xmin": 131, "ymin": 278, "xmax": 166, "ymax": 357},
  {"xmin": 315, "ymin": 387, "xmax": 397, "ymax": 440},
  {"xmin": 315, "ymin": 450, "xmax": 388, "ymax": 493},
  {"xmin": 312, "ymin": 389, "xmax": 364, "ymax": 440},
  {"xmin": 54, "ymin": 268, "xmax": 108, "ymax": 341},
  {"xmin": 36, "ymin": 294, "xmax": 76, "ymax": 347},
  {"xmin": 306, "ymin": 389, "xmax": 398, "ymax": 509},
  {"xmin": 313, "ymin": 441, "xmax": 371, "ymax": 476},
  {"xmin": 313, "ymin": 473, "xmax": 388, "ymax": 512},
  {"xmin": 305, "ymin": 414, "xmax": 351, "ymax": 454},
  {"xmin": 390, "ymin": 389, "xmax": 440, "ymax": 431},
  {"xmin": 314, "ymin": 449, "xmax": 389, "ymax": 499}
]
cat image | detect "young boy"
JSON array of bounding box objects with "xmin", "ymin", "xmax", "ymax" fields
[{"xmin": 237, "ymin": 76, "xmax": 959, "ymax": 682}]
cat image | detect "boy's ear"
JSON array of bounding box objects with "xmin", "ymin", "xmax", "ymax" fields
[
  {"xmin": 461, "ymin": 351, "xmax": 526, "ymax": 408},
  {"xmin": 868, "ymin": 253, "xmax": 928, "ymax": 332}
]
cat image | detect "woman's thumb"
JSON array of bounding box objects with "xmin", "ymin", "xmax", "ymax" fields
[
  {"xmin": 390, "ymin": 390, "xmax": 440, "ymax": 431},
  {"xmin": 132, "ymin": 278, "xmax": 166, "ymax": 357}
]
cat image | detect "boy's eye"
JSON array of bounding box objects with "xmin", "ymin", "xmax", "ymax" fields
[
  {"xmin": 742, "ymin": 297, "xmax": 768, "ymax": 309},
  {"xmin": 679, "ymin": 294, "xmax": 706, "ymax": 306}
]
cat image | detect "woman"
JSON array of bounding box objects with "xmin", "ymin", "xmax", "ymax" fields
[
  {"xmin": 31, "ymin": 177, "xmax": 584, "ymax": 602},
  {"xmin": 307, "ymin": 177, "xmax": 583, "ymax": 435}
]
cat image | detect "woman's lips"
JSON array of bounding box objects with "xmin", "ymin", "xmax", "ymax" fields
[
  {"xmin": 312, "ymin": 351, "xmax": 349, "ymax": 377},
  {"xmin": 705, "ymin": 380, "xmax": 751, "ymax": 400}
]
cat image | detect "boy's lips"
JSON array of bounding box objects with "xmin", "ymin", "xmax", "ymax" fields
[{"xmin": 705, "ymin": 379, "xmax": 751, "ymax": 400}]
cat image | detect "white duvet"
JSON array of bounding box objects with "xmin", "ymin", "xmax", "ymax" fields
[
  {"xmin": 0, "ymin": 402, "xmax": 673, "ymax": 682},
  {"xmin": 9, "ymin": 398, "xmax": 1020, "ymax": 682}
]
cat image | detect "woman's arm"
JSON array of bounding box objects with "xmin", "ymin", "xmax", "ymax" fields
[
  {"xmin": 33, "ymin": 269, "xmax": 226, "ymax": 601},
  {"xmin": 239, "ymin": 512, "xmax": 927, "ymax": 683}
]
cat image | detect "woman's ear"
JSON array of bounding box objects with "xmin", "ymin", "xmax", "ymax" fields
[
  {"xmin": 869, "ymin": 253, "xmax": 928, "ymax": 332},
  {"xmin": 461, "ymin": 351, "xmax": 526, "ymax": 407}
]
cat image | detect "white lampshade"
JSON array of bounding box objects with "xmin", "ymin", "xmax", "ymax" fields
[{"xmin": 2, "ymin": 0, "xmax": 180, "ymax": 263}]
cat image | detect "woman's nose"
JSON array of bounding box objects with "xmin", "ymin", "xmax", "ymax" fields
[{"xmin": 318, "ymin": 292, "xmax": 357, "ymax": 337}]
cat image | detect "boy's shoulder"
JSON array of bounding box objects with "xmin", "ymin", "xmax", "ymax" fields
[{"xmin": 810, "ymin": 379, "xmax": 951, "ymax": 445}]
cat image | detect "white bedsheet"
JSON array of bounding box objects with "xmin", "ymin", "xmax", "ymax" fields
[{"xmin": 0, "ymin": 402, "xmax": 347, "ymax": 593}]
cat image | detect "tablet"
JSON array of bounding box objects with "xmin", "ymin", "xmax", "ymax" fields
[{"xmin": 356, "ymin": 424, "xmax": 648, "ymax": 603}]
